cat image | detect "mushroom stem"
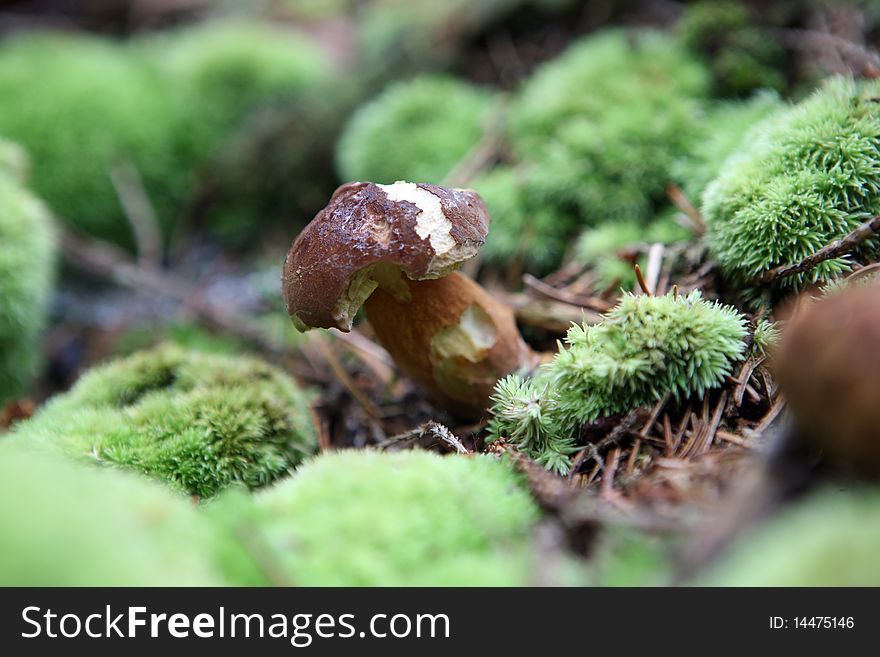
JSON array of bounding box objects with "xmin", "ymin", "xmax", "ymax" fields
[{"xmin": 364, "ymin": 271, "xmax": 535, "ymax": 418}]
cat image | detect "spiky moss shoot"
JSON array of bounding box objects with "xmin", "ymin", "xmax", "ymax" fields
[
  {"xmin": 206, "ymin": 450, "xmax": 541, "ymax": 586},
  {"xmin": 474, "ymin": 166, "xmax": 570, "ymax": 272},
  {"xmin": 750, "ymin": 318, "xmax": 780, "ymax": 358},
  {"xmin": 12, "ymin": 345, "xmax": 317, "ymax": 498},
  {"xmin": 488, "ymin": 374, "xmax": 575, "ymax": 475},
  {"xmin": 508, "ymin": 30, "xmax": 709, "ymax": 228},
  {"xmin": 703, "ymin": 77, "xmax": 880, "ymax": 296},
  {"xmin": 679, "ymin": 0, "xmax": 785, "ymax": 97},
  {"xmin": 574, "ymin": 214, "xmax": 692, "ymax": 290},
  {"xmin": 698, "ymin": 488, "xmax": 880, "ymax": 586},
  {"xmin": 0, "ymin": 445, "xmax": 223, "ymax": 586},
  {"xmin": 0, "ymin": 165, "xmax": 55, "ymax": 405},
  {"xmin": 552, "ymin": 291, "xmax": 748, "ymax": 423},
  {"xmin": 675, "ymin": 91, "xmax": 784, "ymax": 201},
  {"xmin": 336, "ymin": 76, "xmax": 495, "ymax": 184},
  {"xmin": 0, "ymin": 33, "xmax": 185, "ymax": 248},
  {"xmin": 490, "ymin": 292, "xmax": 747, "ymax": 472}
]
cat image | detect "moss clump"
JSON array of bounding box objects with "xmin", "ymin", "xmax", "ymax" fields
[
  {"xmin": 336, "ymin": 76, "xmax": 495, "ymax": 184},
  {"xmin": 509, "ymin": 30, "xmax": 709, "ymax": 228},
  {"xmin": 207, "ymin": 450, "xmax": 540, "ymax": 586},
  {"xmin": 0, "ymin": 445, "xmax": 222, "ymax": 586},
  {"xmin": 679, "ymin": 0, "xmax": 786, "ymax": 97},
  {"xmin": 699, "ymin": 488, "xmax": 880, "ymax": 586},
  {"xmin": 0, "ymin": 33, "xmax": 184, "ymax": 248},
  {"xmin": 150, "ymin": 19, "xmax": 329, "ymax": 153},
  {"xmin": 490, "ymin": 292, "xmax": 748, "ymax": 472},
  {"xmin": 12, "ymin": 345, "xmax": 317, "ymax": 498},
  {"xmin": 704, "ymin": 77, "xmax": 880, "ymax": 295},
  {"xmin": 0, "ymin": 157, "xmax": 55, "ymax": 405},
  {"xmin": 551, "ymin": 291, "xmax": 747, "ymax": 421},
  {"xmin": 0, "ymin": 24, "xmax": 331, "ymax": 249}
]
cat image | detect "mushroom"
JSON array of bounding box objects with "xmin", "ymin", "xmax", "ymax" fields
[
  {"xmin": 774, "ymin": 282, "xmax": 880, "ymax": 478},
  {"xmin": 283, "ymin": 181, "xmax": 534, "ymax": 417}
]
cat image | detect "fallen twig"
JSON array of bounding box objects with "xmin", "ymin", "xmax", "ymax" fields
[
  {"xmin": 378, "ymin": 421, "xmax": 469, "ymax": 454},
  {"xmin": 522, "ymin": 273, "xmax": 613, "ymax": 312},
  {"xmin": 666, "ymin": 185, "xmax": 707, "ymax": 235},
  {"xmin": 749, "ymin": 214, "xmax": 880, "ymax": 286}
]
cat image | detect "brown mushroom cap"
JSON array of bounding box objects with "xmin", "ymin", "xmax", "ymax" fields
[{"xmin": 283, "ymin": 181, "xmax": 490, "ymax": 332}]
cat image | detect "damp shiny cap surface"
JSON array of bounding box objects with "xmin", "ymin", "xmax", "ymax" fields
[{"xmin": 283, "ymin": 181, "xmax": 490, "ymax": 331}]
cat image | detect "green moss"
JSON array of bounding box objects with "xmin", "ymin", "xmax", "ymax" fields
[
  {"xmin": 575, "ymin": 214, "xmax": 692, "ymax": 290},
  {"xmin": 509, "ymin": 30, "xmax": 709, "ymax": 228},
  {"xmin": 337, "ymin": 75, "xmax": 495, "ymax": 184},
  {"xmin": 0, "ymin": 33, "xmax": 185, "ymax": 248},
  {"xmin": 143, "ymin": 20, "xmax": 334, "ymax": 243},
  {"xmin": 475, "ymin": 166, "xmax": 570, "ymax": 272},
  {"xmin": 12, "ymin": 345, "xmax": 317, "ymax": 498},
  {"xmin": 207, "ymin": 450, "xmax": 541, "ymax": 586},
  {"xmin": 675, "ymin": 91, "xmax": 784, "ymax": 200},
  {"xmin": 356, "ymin": 0, "xmax": 578, "ymax": 74},
  {"xmin": 0, "ymin": 162, "xmax": 55, "ymax": 405},
  {"xmin": 699, "ymin": 488, "xmax": 880, "ymax": 586},
  {"xmin": 751, "ymin": 318, "xmax": 780, "ymax": 357},
  {"xmin": 703, "ymin": 77, "xmax": 880, "ymax": 295},
  {"xmin": 679, "ymin": 0, "xmax": 785, "ymax": 97},
  {"xmin": 0, "ymin": 24, "xmax": 331, "ymax": 249},
  {"xmin": 0, "ymin": 445, "xmax": 223, "ymax": 586},
  {"xmin": 490, "ymin": 292, "xmax": 748, "ymax": 472},
  {"xmin": 150, "ymin": 19, "xmax": 329, "ymax": 152},
  {"xmin": 552, "ymin": 291, "xmax": 747, "ymax": 422}
]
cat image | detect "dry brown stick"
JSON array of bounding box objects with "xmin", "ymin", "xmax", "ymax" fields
[
  {"xmin": 625, "ymin": 439, "xmax": 641, "ymax": 477},
  {"xmin": 749, "ymin": 215, "xmax": 880, "ymax": 286},
  {"xmin": 583, "ymin": 461, "xmax": 603, "ymax": 487},
  {"xmin": 378, "ymin": 421, "xmax": 469, "ymax": 454},
  {"xmin": 567, "ymin": 446, "xmax": 591, "ymax": 483},
  {"xmin": 666, "ymin": 185, "xmax": 707, "ymax": 235},
  {"xmin": 310, "ymin": 333, "xmax": 385, "ymax": 426},
  {"xmin": 662, "ymin": 414, "xmax": 674, "ymax": 457},
  {"xmin": 754, "ymin": 397, "xmax": 786, "ymax": 435},
  {"xmin": 633, "ymin": 263, "xmax": 652, "ymax": 296},
  {"xmin": 732, "ymin": 356, "xmax": 765, "ymax": 407},
  {"xmin": 600, "ymin": 447, "xmax": 621, "ymax": 499},
  {"xmin": 699, "ymin": 391, "xmax": 728, "ymax": 454},
  {"xmin": 522, "ymin": 273, "xmax": 614, "ymax": 312},
  {"xmin": 715, "ymin": 429, "xmax": 752, "ymax": 449},
  {"xmin": 625, "ymin": 393, "xmax": 670, "ymax": 475},
  {"xmin": 672, "ymin": 407, "xmax": 691, "ymax": 452}
]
